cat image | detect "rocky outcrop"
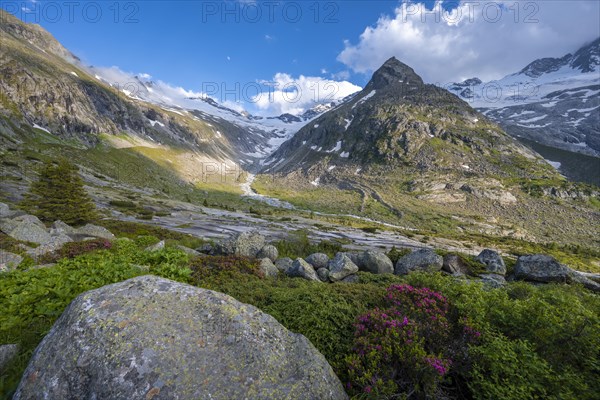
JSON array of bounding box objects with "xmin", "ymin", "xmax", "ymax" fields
[
  {"xmin": 476, "ymin": 249, "xmax": 506, "ymax": 276},
  {"xmin": 75, "ymin": 224, "xmax": 115, "ymax": 240},
  {"xmin": 14, "ymin": 276, "xmax": 347, "ymax": 399},
  {"xmin": 395, "ymin": 249, "xmax": 443, "ymax": 275},
  {"xmin": 356, "ymin": 250, "xmax": 393, "ymax": 274},
  {"xmin": 215, "ymin": 231, "xmax": 266, "ymax": 258}
]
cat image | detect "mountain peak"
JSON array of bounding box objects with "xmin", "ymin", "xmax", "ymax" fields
[{"xmin": 366, "ymin": 57, "xmax": 424, "ymax": 91}]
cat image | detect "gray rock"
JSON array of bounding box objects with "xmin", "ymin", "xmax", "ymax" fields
[
  {"xmin": 342, "ymin": 252, "xmax": 361, "ymax": 266},
  {"xmin": 197, "ymin": 243, "xmax": 214, "ymax": 255},
  {"xmin": 0, "ymin": 344, "xmax": 19, "ymax": 371},
  {"xmin": 0, "ymin": 250, "xmax": 23, "ymax": 272},
  {"xmin": 26, "ymin": 234, "xmax": 73, "ymax": 259},
  {"xmin": 305, "ymin": 253, "xmax": 329, "ymax": 269},
  {"xmin": 316, "ymin": 268, "xmax": 330, "ymax": 282},
  {"xmin": 514, "ymin": 255, "xmax": 571, "ymax": 283},
  {"xmin": 275, "ymin": 257, "xmax": 293, "ymax": 272},
  {"xmin": 257, "ymin": 245, "xmax": 279, "ymax": 262},
  {"xmin": 340, "ymin": 275, "xmax": 360, "ymax": 284},
  {"xmin": 49, "ymin": 220, "xmax": 75, "ymax": 236},
  {"xmin": 286, "ymin": 258, "xmax": 321, "ymax": 282},
  {"xmin": 476, "ymin": 249, "xmax": 506, "ymax": 275},
  {"xmin": 0, "ymin": 218, "xmax": 19, "ymax": 234},
  {"xmin": 259, "ymin": 258, "xmax": 279, "ymax": 277},
  {"xmin": 215, "ymin": 231, "xmax": 266, "ymax": 258},
  {"xmin": 0, "ymin": 202, "xmax": 11, "ymax": 218},
  {"xmin": 328, "ymin": 253, "xmax": 359, "ymax": 282},
  {"xmin": 12, "ymin": 214, "xmax": 46, "ymax": 229},
  {"xmin": 145, "ymin": 240, "xmax": 165, "ymax": 252},
  {"xmin": 176, "ymin": 245, "xmax": 200, "ymax": 257},
  {"xmin": 442, "ymin": 254, "xmax": 469, "ymax": 275},
  {"xmin": 514, "ymin": 254, "xmax": 600, "ymax": 292},
  {"xmin": 13, "ymin": 276, "xmax": 347, "ymax": 400},
  {"xmin": 357, "ymin": 250, "xmax": 393, "ymax": 274},
  {"xmin": 480, "ymin": 274, "xmax": 507, "ymax": 289},
  {"xmin": 394, "ymin": 249, "xmax": 443, "ymax": 275},
  {"xmin": 7, "ymin": 220, "xmax": 52, "ymax": 244},
  {"xmin": 75, "ymin": 224, "xmax": 115, "ymax": 240}
]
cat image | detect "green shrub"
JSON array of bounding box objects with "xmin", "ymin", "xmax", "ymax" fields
[
  {"xmin": 386, "ymin": 246, "xmax": 411, "ymax": 263},
  {"xmin": 38, "ymin": 239, "xmax": 113, "ymax": 264},
  {"xmin": 273, "ymin": 230, "xmax": 344, "ymax": 258}
]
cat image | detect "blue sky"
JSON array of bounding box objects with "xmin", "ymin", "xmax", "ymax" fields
[{"xmin": 5, "ymin": 0, "xmax": 599, "ymax": 115}]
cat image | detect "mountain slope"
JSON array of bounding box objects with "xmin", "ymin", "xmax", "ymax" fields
[
  {"xmin": 253, "ymin": 58, "xmax": 599, "ymax": 246},
  {"xmin": 448, "ymin": 38, "xmax": 600, "ymax": 158}
]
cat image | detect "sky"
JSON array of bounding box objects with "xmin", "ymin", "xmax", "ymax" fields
[{"xmin": 4, "ymin": 0, "xmax": 599, "ymax": 115}]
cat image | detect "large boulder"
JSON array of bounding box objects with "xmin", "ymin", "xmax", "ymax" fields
[
  {"xmin": 305, "ymin": 253, "xmax": 329, "ymax": 269},
  {"xmin": 394, "ymin": 249, "xmax": 443, "ymax": 275},
  {"xmin": 357, "ymin": 250, "xmax": 393, "ymax": 274},
  {"xmin": 316, "ymin": 268, "xmax": 330, "ymax": 282},
  {"xmin": 442, "ymin": 254, "xmax": 470, "ymax": 275},
  {"xmin": 257, "ymin": 245, "xmax": 278, "ymax": 262},
  {"xmin": 475, "ymin": 249, "xmax": 506, "ymax": 275},
  {"xmin": 286, "ymin": 258, "xmax": 321, "ymax": 282},
  {"xmin": 75, "ymin": 224, "xmax": 115, "ymax": 240},
  {"xmin": 328, "ymin": 253, "xmax": 359, "ymax": 282},
  {"xmin": 514, "ymin": 255, "xmax": 571, "ymax": 283},
  {"xmin": 215, "ymin": 231, "xmax": 266, "ymax": 258},
  {"xmin": 480, "ymin": 274, "xmax": 507, "ymax": 289},
  {"xmin": 14, "ymin": 276, "xmax": 347, "ymax": 400},
  {"xmin": 514, "ymin": 255, "xmax": 600, "ymax": 292},
  {"xmin": 0, "ymin": 250, "xmax": 23, "ymax": 272},
  {"xmin": 6, "ymin": 219, "xmax": 52, "ymax": 244}
]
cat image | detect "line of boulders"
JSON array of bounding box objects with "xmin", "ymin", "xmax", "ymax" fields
[
  {"xmin": 209, "ymin": 231, "xmax": 600, "ymax": 292},
  {"xmin": 0, "ymin": 202, "xmax": 115, "ymax": 272}
]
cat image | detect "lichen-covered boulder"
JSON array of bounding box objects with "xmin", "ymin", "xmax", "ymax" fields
[
  {"xmin": 514, "ymin": 254, "xmax": 600, "ymax": 292},
  {"xmin": 394, "ymin": 249, "xmax": 443, "ymax": 275},
  {"xmin": 475, "ymin": 249, "xmax": 506, "ymax": 276},
  {"xmin": 214, "ymin": 231, "xmax": 266, "ymax": 258},
  {"xmin": 257, "ymin": 245, "xmax": 279, "ymax": 262},
  {"xmin": 14, "ymin": 276, "xmax": 347, "ymax": 400},
  {"xmin": 49, "ymin": 220, "xmax": 76, "ymax": 236},
  {"xmin": 144, "ymin": 240, "xmax": 165, "ymax": 252},
  {"xmin": 0, "ymin": 202, "xmax": 10, "ymax": 218},
  {"xmin": 328, "ymin": 253, "xmax": 359, "ymax": 282},
  {"xmin": 305, "ymin": 253, "xmax": 329, "ymax": 269},
  {"xmin": 286, "ymin": 258, "xmax": 321, "ymax": 282},
  {"xmin": 275, "ymin": 257, "xmax": 294, "ymax": 272},
  {"xmin": 357, "ymin": 250, "xmax": 393, "ymax": 274}
]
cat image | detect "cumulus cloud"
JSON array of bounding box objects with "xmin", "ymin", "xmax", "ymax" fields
[
  {"xmin": 250, "ymin": 73, "xmax": 362, "ymax": 115},
  {"xmin": 338, "ymin": 0, "xmax": 600, "ymax": 83}
]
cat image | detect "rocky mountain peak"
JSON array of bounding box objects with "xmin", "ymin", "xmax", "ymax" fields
[
  {"xmin": 571, "ymin": 37, "xmax": 599, "ymax": 73},
  {"xmin": 366, "ymin": 57, "xmax": 424, "ymax": 91}
]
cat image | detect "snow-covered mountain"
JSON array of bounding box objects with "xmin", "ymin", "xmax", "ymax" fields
[
  {"xmin": 88, "ymin": 67, "xmax": 353, "ymax": 166},
  {"xmin": 448, "ymin": 38, "xmax": 599, "ymax": 157}
]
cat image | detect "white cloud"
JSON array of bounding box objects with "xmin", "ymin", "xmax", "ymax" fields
[
  {"xmin": 250, "ymin": 73, "xmax": 362, "ymax": 115},
  {"xmin": 265, "ymin": 34, "xmax": 274, "ymax": 41},
  {"xmin": 338, "ymin": 0, "xmax": 600, "ymax": 83}
]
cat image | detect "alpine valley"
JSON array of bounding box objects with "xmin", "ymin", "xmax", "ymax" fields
[
  {"xmin": 1, "ymin": 10, "xmax": 599, "ymax": 253},
  {"xmin": 2, "ymin": 7, "xmax": 600, "ymax": 400}
]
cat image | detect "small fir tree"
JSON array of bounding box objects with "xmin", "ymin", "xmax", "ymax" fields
[{"xmin": 22, "ymin": 159, "xmax": 97, "ymax": 225}]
